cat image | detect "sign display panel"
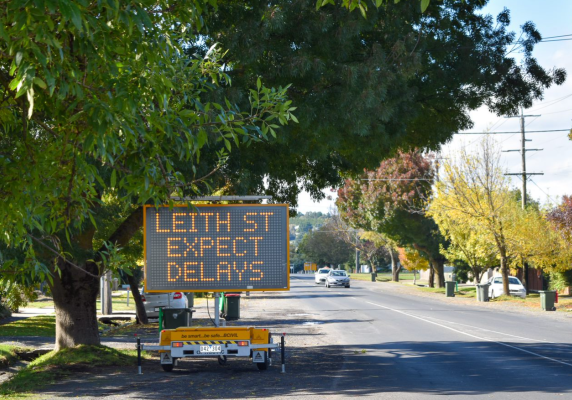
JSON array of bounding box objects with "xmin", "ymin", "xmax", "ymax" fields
[{"xmin": 144, "ymin": 205, "xmax": 289, "ymax": 292}]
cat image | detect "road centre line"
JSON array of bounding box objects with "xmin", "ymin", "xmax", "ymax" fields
[{"xmin": 365, "ymin": 301, "xmax": 572, "ymax": 368}]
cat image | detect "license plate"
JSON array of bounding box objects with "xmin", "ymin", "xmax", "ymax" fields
[{"xmin": 199, "ymin": 345, "xmax": 222, "ymax": 354}]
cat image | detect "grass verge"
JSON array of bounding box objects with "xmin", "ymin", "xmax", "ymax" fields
[
  {"xmin": 0, "ymin": 345, "xmax": 152, "ymax": 397},
  {"xmin": 351, "ymin": 272, "xmax": 416, "ymax": 283},
  {"xmin": 418, "ymin": 285, "xmax": 477, "ymax": 298},
  {"xmin": 0, "ymin": 345, "xmax": 26, "ymax": 368},
  {"xmin": 0, "ymin": 316, "xmax": 56, "ymax": 337},
  {"xmin": 0, "ymin": 315, "xmax": 111, "ymax": 337}
]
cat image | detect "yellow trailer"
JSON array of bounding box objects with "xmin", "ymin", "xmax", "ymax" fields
[{"xmin": 142, "ymin": 326, "xmax": 284, "ymax": 372}]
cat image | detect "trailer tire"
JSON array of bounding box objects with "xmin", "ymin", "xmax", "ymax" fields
[
  {"xmin": 218, "ymin": 355, "xmax": 227, "ymax": 366},
  {"xmin": 162, "ymin": 363, "xmax": 174, "ymax": 372},
  {"xmin": 256, "ymin": 353, "xmax": 269, "ymax": 371}
]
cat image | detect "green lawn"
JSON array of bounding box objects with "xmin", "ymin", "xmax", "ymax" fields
[
  {"xmin": 0, "ymin": 316, "xmax": 56, "ymax": 337},
  {"xmin": 24, "ymin": 291, "xmax": 205, "ymax": 314},
  {"xmin": 0, "ymin": 345, "xmax": 27, "ymax": 368},
  {"xmin": 418, "ymin": 285, "xmax": 477, "ymax": 298},
  {"xmin": 490, "ymin": 292, "xmax": 572, "ymax": 312},
  {"xmin": 0, "ymin": 345, "xmax": 153, "ymax": 397},
  {"xmin": 350, "ymin": 272, "xmax": 417, "ymax": 282}
]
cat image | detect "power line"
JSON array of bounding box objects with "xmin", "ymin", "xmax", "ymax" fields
[
  {"xmin": 456, "ymin": 129, "xmax": 569, "ymax": 135},
  {"xmin": 529, "ymin": 179, "xmax": 558, "ymax": 204},
  {"xmin": 530, "ymin": 94, "xmax": 572, "ymax": 112},
  {"xmin": 542, "ymin": 34, "xmax": 572, "ymax": 39},
  {"xmin": 539, "ymin": 38, "xmax": 572, "ymax": 43}
]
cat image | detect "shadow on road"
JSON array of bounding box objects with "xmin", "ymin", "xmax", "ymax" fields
[{"xmin": 32, "ymin": 340, "xmax": 572, "ymax": 398}]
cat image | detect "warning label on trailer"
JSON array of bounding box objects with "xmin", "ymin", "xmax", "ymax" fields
[{"xmin": 253, "ymin": 351, "xmax": 265, "ymax": 362}]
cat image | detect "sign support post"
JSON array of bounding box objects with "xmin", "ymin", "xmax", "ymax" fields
[{"xmin": 214, "ymin": 293, "xmax": 220, "ymax": 327}]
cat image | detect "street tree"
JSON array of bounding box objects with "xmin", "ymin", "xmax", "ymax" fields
[
  {"xmin": 547, "ymin": 196, "xmax": 572, "ymax": 245},
  {"xmin": 328, "ymin": 214, "xmax": 391, "ymax": 274},
  {"xmin": 359, "ymin": 231, "xmax": 398, "ymax": 280},
  {"xmin": 397, "ymin": 247, "xmax": 430, "ymax": 285},
  {"xmin": 192, "ymin": 0, "xmax": 565, "ymax": 206},
  {"xmin": 0, "ymin": 1, "xmax": 294, "ymax": 350},
  {"xmin": 337, "ymin": 150, "xmax": 448, "ymax": 287},
  {"xmin": 430, "ymin": 138, "xmax": 520, "ymax": 296},
  {"xmin": 431, "ymin": 205, "xmax": 497, "ymax": 284},
  {"xmin": 298, "ymin": 226, "xmax": 354, "ymax": 267}
]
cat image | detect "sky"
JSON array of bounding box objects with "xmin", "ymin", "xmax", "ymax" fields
[{"xmin": 297, "ymin": 0, "xmax": 572, "ymax": 214}]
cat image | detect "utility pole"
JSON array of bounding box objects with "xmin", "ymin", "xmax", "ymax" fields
[
  {"xmin": 503, "ymin": 107, "xmax": 544, "ymax": 293},
  {"xmin": 503, "ymin": 106, "xmax": 544, "ymax": 209}
]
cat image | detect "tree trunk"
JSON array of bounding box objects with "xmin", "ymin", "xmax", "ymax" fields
[
  {"xmin": 388, "ymin": 246, "xmax": 400, "ymax": 282},
  {"xmin": 50, "ymin": 261, "xmax": 101, "ymax": 351},
  {"xmin": 473, "ymin": 268, "xmax": 484, "ymax": 285},
  {"xmin": 126, "ymin": 272, "xmax": 148, "ymax": 324},
  {"xmin": 392, "ymin": 262, "xmax": 402, "ymax": 282},
  {"xmin": 522, "ymin": 260, "xmax": 529, "ymax": 294},
  {"xmin": 429, "ymin": 259, "xmax": 445, "ymax": 288},
  {"xmin": 500, "ymin": 254, "xmax": 509, "ymax": 295},
  {"xmin": 429, "ymin": 266, "xmax": 435, "ymax": 288}
]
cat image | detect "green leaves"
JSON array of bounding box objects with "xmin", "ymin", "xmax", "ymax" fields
[{"xmin": 0, "ymin": 0, "xmax": 295, "ymax": 283}]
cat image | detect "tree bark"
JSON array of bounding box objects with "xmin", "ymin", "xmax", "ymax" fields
[
  {"xmin": 387, "ymin": 246, "xmax": 401, "ymax": 282},
  {"xmin": 429, "ymin": 266, "xmax": 435, "ymax": 288},
  {"xmin": 50, "ymin": 261, "xmax": 101, "ymax": 351},
  {"xmin": 48, "ymin": 206, "xmax": 145, "ymax": 350},
  {"xmin": 126, "ymin": 271, "xmax": 148, "ymax": 324},
  {"xmin": 500, "ymin": 253, "xmax": 509, "ymax": 295},
  {"xmin": 522, "ymin": 260, "xmax": 529, "ymax": 294},
  {"xmin": 432, "ymin": 259, "xmax": 445, "ymax": 288}
]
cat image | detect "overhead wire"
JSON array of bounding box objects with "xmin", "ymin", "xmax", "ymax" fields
[
  {"xmin": 529, "ymin": 179, "xmax": 558, "ymax": 204},
  {"xmin": 530, "ymin": 94, "xmax": 572, "ymax": 112}
]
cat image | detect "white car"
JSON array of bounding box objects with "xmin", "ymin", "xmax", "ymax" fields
[
  {"xmin": 141, "ymin": 291, "xmax": 189, "ymax": 317},
  {"xmin": 325, "ymin": 270, "xmax": 351, "ymax": 288},
  {"xmin": 314, "ymin": 268, "xmax": 331, "ymax": 284},
  {"xmin": 488, "ymin": 276, "xmax": 526, "ymax": 299}
]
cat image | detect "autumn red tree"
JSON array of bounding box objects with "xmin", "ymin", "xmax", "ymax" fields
[
  {"xmin": 547, "ymin": 195, "xmax": 572, "ymax": 244},
  {"xmin": 337, "ymin": 150, "xmax": 448, "ymax": 287}
]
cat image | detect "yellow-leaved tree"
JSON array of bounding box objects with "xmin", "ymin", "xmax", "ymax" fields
[
  {"xmin": 430, "ymin": 138, "xmax": 518, "ymax": 296},
  {"xmin": 509, "ymin": 205, "xmax": 572, "ymax": 275},
  {"xmin": 431, "ymin": 212, "xmax": 497, "ymax": 284},
  {"xmin": 397, "ymin": 247, "xmax": 430, "ymax": 285}
]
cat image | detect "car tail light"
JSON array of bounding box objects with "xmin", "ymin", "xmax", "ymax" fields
[
  {"xmin": 172, "ymin": 342, "xmax": 183, "ymax": 347},
  {"xmin": 237, "ymin": 341, "xmax": 248, "ymax": 346},
  {"xmin": 141, "ymin": 294, "xmax": 146, "ymax": 302},
  {"xmin": 173, "ymin": 292, "xmax": 183, "ymax": 299}
]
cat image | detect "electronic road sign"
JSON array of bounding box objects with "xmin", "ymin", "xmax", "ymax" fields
[{"xmin": 144, "ymin": 204, "xmax": 289, "ymax": 292}]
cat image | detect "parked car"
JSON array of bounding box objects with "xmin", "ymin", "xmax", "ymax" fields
[
  {"xmin": 487, "ymin": 276, "xmax": 526, "ymax": 299},
  {"xmin": 325, "ymin": 270, "xmax": 351, "ymax": 288},
  {"xmin": 141, "ymin": 291, "xmax": 189, "ymax": 317},
  {"xmin": 314, "ymin": 268, "xmax": 331, "ymax": 284}
]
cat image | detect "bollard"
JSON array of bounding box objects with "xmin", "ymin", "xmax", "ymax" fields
[
  {"xmin": 281, "ymin": 333, "xmax": 286, "ymax": 373},
  {"xmin": 137, "ymin": 337, "xmax": 142, "ymax": 375}
]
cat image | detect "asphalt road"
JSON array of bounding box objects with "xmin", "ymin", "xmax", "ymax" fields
[
  {"xmin": 19, "ymin": 275, "xmax": 572, "ymax": 399},
  {"xmin": 290, "ymin": 274, "xmax": 572, "ymax": 399}
]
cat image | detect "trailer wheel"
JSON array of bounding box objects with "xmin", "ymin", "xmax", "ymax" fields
[
  {"xmin": 161, "ymin": 363, "xmax": 174, "ymax": 372},
  {"xmin": 256, "ymin": 353, "xmax": 269, "ymax": 371},
  {"xmin": 218, "ymin": 355, "xmax": 227, "ymax": 366}
]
